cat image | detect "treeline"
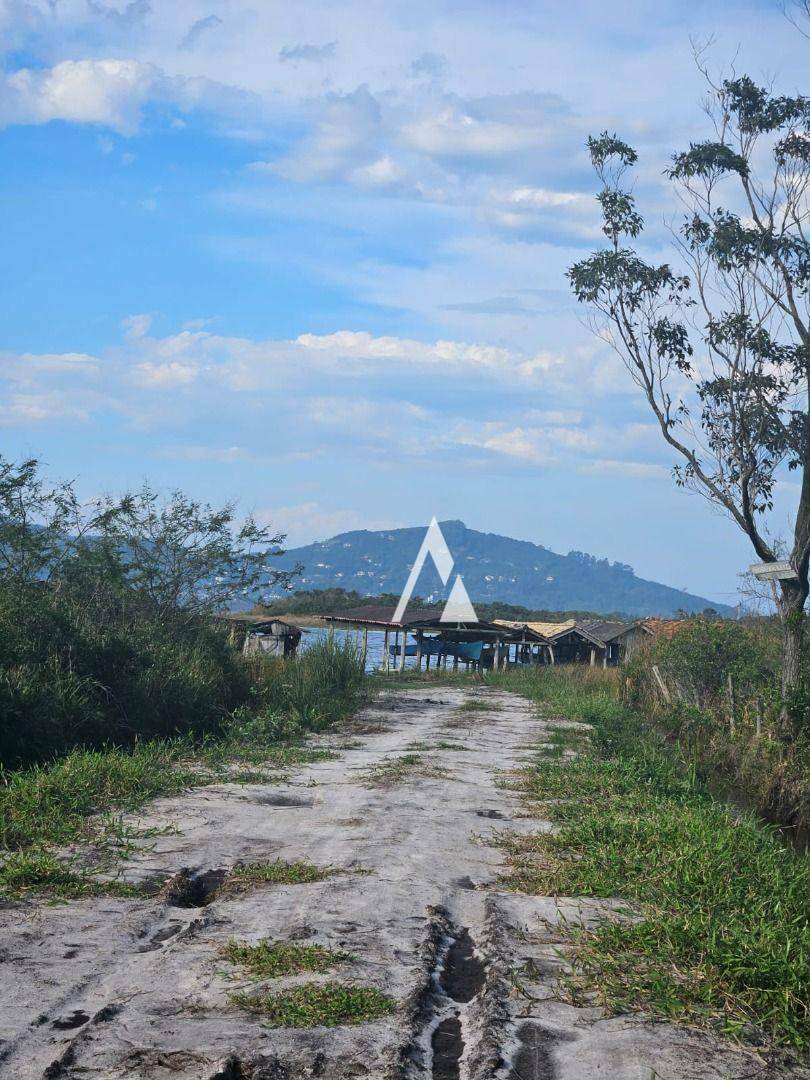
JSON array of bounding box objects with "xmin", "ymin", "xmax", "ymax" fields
[
  {"xmin": 257, "ymin": 586, "xmax": 620, "ymax": 623},
  {"xmin": 0, "ymin": 457, "xmax": 298, "ymax": 769}
]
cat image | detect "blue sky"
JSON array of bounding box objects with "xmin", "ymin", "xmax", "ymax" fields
[{"xmin": 0, "ymin": 0, "xmax": 805, "ymax": 604}]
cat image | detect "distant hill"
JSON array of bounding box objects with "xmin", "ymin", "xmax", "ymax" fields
[{"xmin": 268, "ymin": 520, "xmax": 733, "ymax": 619}]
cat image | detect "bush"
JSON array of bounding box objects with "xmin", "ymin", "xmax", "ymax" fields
[{"xmin": 0, "ymin": 584, "xmax": 251, "ymax": 769}]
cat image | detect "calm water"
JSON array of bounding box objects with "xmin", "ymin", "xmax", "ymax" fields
[{"xmin": 301, "ymin": 627, "xmax": 420, "ymax": 672}]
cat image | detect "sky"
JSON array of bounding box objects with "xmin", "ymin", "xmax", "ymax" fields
[{"xmin": 0, "ymin": 0, "xmax": 806, "ymax": 605}]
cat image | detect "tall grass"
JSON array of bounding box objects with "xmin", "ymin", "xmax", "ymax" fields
[
  {"xmin": 0, "ymin": 637, "xmax": 366, "ymax": 899},
  {"xmin": 492, "ymin": 666, "xmax": 810, "ymax": 1056},
  {"xmin": 0, "ymin": 585, "xmax": 250, "ymax": 769}
]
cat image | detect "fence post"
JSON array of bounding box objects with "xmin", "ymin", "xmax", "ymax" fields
[
  {"xmin": 755, "ymin": 697, "xmax": 763, "ymax": 738},
  {"xmin": 726, "ymin": 673, "xmax": 736, "ymax": 737},
  {"xmin": 651, "ymin": 665, "xmax": 671, "ymax": 703}
]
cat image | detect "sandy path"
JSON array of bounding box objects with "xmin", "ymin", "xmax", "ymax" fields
[{"xmin": 0, "ymin": 687, "xmax": 780, "ymax": 1079}]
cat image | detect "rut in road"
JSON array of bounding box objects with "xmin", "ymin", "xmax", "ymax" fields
[{"xmin": 0, "ymin": 687, "xmax": 779, "ymax": 1080}]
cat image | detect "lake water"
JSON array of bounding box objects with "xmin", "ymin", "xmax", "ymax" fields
[{"xmin": 301, "ymin": 626, "xmax": 420, "ymax": 672}]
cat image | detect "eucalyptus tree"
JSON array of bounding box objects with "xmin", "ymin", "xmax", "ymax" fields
[{"xmin": 568, "ymin": 75, "xmax": 809, "ymax": 723}]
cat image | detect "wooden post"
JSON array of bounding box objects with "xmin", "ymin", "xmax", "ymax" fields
[
  {"xmin": 416, "ymin": 631, "xmax": 423, "ymax": 671},
  {"xmin": 495, "ymin": 637, "xmax": 502, "ymax": 670},
  {"xmin": 361, "ymin": 626, "xmax": 368, "ymax": 671},
  {"xmin": 727, "ymin": 672, "xmax": 736, "ymax": 737},
  {"xmin": 382, "ymin": 629, "xmax": 390, "ymax": 672},
  {"xmin": 549, "ymin": 646, "xmax": 555, "ymax": 665},
  {"xmin": 755, "ymin": 697, "xmax": 763, "ymax": 738},
  {"xmin": 590, "ymin": 648, "xmax": 595, "ymax": 667},
  {"xmin": 398, "ymin": 630, "xmax": 406, "ymax": 673},
  {"xmin": 453, "ymin": 649, "xmax": 459, "ymax": 672},
  {"xmin": 651, "ymin": 665, "xmax": 671, "ymax": 703}
]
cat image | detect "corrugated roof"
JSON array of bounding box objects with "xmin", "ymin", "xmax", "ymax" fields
[
  {"xmin": 578, "ymin": 619, "xmax": 650, "ymax": 644},
  {"xmin": 494, "ymin": 619, "xmax": 576, "ymax": 639}
]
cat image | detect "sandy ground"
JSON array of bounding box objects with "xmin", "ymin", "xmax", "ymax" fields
[{"xmin": 0, "ymin": 687, "xmax": 794, "ymax": 1080}]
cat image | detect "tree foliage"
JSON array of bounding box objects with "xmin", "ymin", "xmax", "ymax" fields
[{"xmin": 568, "ymin": 69, "xmax": 810, "ymax": 708}]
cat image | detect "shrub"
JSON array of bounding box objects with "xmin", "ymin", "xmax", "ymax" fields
[{"xmin": 0, "ymin": 585, "xmax": 251, "ymax": 769}]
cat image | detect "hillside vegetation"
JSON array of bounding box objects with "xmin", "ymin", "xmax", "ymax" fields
[{"xmin": 269, "ymin": 521, "xmax": 733, "ymax": 618}]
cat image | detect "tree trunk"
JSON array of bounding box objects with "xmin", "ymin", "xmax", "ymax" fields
[{"xmin": 778, "ymin": 580, "xmax": 807, "ymax": 734}]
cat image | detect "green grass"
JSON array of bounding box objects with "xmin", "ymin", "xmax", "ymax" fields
[
  {"xmin": 219, "ymin": 938, "xmax": 351, "ymax": 977},
  {"xmin": 0, "ymin": 741, "xmax": 199, "ymax": 852},
  {"xmin": 225, "ymin": 858, "xmax": 336, "ymax": 889},
  {"xmin": 492, "ymin": 666, "xmax": 810, "ymax": 1055},
  {"xmin": 456, "ymin": 698, "xmax": 499, "ymax": 712},
  {"xmin": 0, "ymin": 851, "xmax": 143, "ymax": 902},
  {"xmin": 229, "ymin": 982, "xmax": 396, "ymax": 1027},
  {"xmin": 0, "ymin": 637, "xmax": 365, "ymax": 901}
]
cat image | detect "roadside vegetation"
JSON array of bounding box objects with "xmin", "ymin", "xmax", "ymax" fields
[
  {"xmin": 0, "ymin": 455, "xmax": 367, "ymax": 901},
  {"xmin": 624, "ymin": 619, "xmax": 809, "ymax": 834},
  {"xmin": 489, "ymin": 664, "xmax": 809, "ymax": 1058}
]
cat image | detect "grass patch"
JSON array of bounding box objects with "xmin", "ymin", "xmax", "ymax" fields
[
  {"xmin": 0, "ymin": 741, "xmax": 199, "ymax": 852},
  {"xmin": 219, "ymin": 938, "xmax": 351, "ymax": 978},
  {"xmin": 536, "ymin": 724, "xmax": 589, "ymax": 759},
  {"xmin": 0, "ymin": 637, "xmax": 363, "ymax": 900},
  {"xmin": 492, "ymin": 667, "xmax": 810, "ymax": 1056},
  {"xmin": 456, "ymin": 698, "xmax": 499, "ymax": 712},
  {"xmin": 0, "ymin": 851, "xmax": 143, "ymax": 902},
  {"xmin": 225, "ymin": 858, "xmax": 336, "ymax": 890},
  {"xmin": 432, "ymin": 741, "xmax": 470, "ymax": 751},
  {"xmin": 360, "ymin": 753, "xmax": 448, "ymax": 787},
  {"xmin": 230, "ymin": 982, "xmax": 396, "ymax": 1027}
]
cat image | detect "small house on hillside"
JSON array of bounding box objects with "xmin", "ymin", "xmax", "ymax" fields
[{"xmin": 218, "ymin": 613, "xmax": 303, "ymax": 658}]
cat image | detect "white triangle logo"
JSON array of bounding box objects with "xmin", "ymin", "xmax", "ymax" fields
[
  {"xmin": 441, "ymin": 575, "xmax": 478, "ymax": 622},
  {"xmin": 393, "ymin": 517, "xmax": 479, "ymax": 623}
]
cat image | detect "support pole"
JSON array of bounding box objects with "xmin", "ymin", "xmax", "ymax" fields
[
  {"xmin": 590, "ymin": 648, "xmax": 595, "ymax": 667},
  {"xmin": 361, "ymin": 626, "xmax": 368, "ymax": 671},
  {"xmin": 495, "ymin": 637, "xmax": 502, "ymax": 671},
  {"xmin": 382, "ymin": 629, "xmax": 390, "ymax": 672},
  {"xmin": 416, "ymin": 631, "xmax": 423, "ymax": 671},
  {"xmin": 398, "ymin": 630, "xmax": 406, "ymax": 673}
]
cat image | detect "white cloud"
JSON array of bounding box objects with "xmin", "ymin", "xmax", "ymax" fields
[
  {"xmin": 132, "ymin": 359, "xmax": 200, "ymax": 387},
  {"xmin": 0, "ymin": 59, "xmax": 159, "ymax": 134},
  {"xmin": 0, "ymin": 56, "xmax": 266, "ymax": 136}
]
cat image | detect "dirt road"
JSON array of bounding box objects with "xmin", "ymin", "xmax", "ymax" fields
[{"xmin": 0, "ymin": 687, "xmax": 776, "ymax": 1079}]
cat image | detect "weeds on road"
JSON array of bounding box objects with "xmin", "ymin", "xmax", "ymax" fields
[
  {"xmin": 225, "ymin": 859, "xmax": 336, "ymax": 891},
  {"xmin": 456, "ymin": 699, "xmax": 499, "ymax": 712},
  {"xmin": 230, "ymin": 982, "xmax": 396, "ymax": 1027},
  {"xmin": 493, "ymin": 666, "xmax": 810, "ymax": 1057},
  {"xmin": 360, "ymin": 753, "xmax": 448, "ymax": 787},
  {"xmin": 219, "ymin": 939, "xmax": 351, "ymax": 978}
]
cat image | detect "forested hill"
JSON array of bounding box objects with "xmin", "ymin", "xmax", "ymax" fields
[{"xmin": 271, "ymin": 520, "xmax": 733, "ymax": 618}]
